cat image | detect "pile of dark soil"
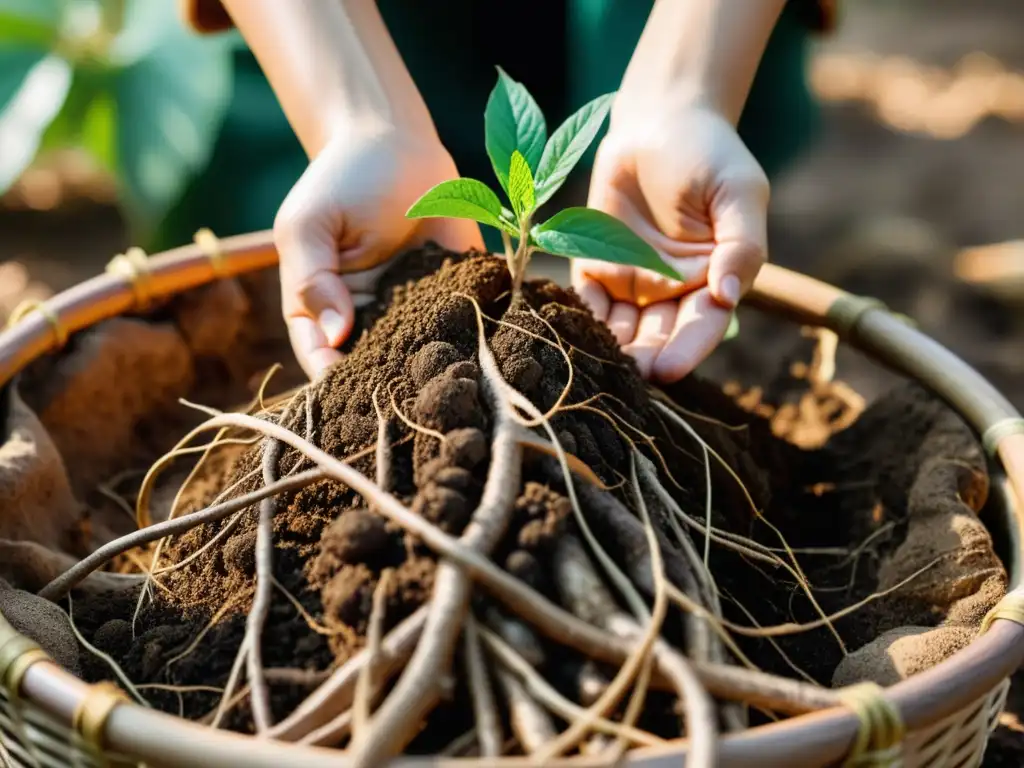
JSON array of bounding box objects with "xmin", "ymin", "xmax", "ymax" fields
[{"xmin": 71, "ymin": 247, "xmax": 1004, "ymax": 754}]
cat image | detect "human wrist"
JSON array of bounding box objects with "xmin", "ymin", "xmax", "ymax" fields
[
  {"xmin": 320, "ymin": 116, "xmax": 442, "ymax": 158},
  {"xmin": 223, "ymin": 0, "xmax": 434, "ymax": 157},
  {"xmin": 613, "ymin": 0, "xmax": 787, "ymax": 127},
  {"xmin": 610, "ymin": 80, "xmax": 733, "ymax": 133}
]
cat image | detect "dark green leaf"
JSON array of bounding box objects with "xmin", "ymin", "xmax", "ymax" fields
[
  {"xmin": 534, "ymin": 92, "xmax": 613, "ymax": 206},
  {"xmin": 507, "ymin": 150, "xmax": 535, "ymax": 221},
  {"xmin": 110, "ymin": 0, "xmax": 233, "ymax": 229},
  {"xmin": 533, "ymin": 207, "xmax": 681, "ymax": 281},
  {"xmin": 0, "ymin": 50, "xmax": 71, "ymax": 192},
  {"xmin": 484, "ymin": 67, "xmax": 546, "ymax": 196},
  {"xmin": 407, "ymin": 177, "xmax": 512, "ymax": 232}
]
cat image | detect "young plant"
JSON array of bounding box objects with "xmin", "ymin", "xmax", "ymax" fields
[
  {"xmin": 406, "ymin": 68, "xmax": 682, "ymax": 293},
  {"xmin": 406, "ymin": 68, "xmax": 738, "ymax": 338}
]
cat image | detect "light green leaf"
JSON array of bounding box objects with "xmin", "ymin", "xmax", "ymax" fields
[
  {"xmin": 533, "ymin": 207, "xmax": 681, "ymax": 281},
  {"xmin": 534, "ymin": 92, "xmax": 613, "ymax": 207},
  {"xmin": 507, "ymin": 150, "xmax": 535, "ymax": 221},
  {"xmin": 0, "ymin": 0, "xmax": 62, "ymax": 45},
  {"xmin": 484, "ymin": 67, "xmax": 546, "ymax": 196},
  {"xmin": 407, "ymin": 177, "xmax": 517, "ymax": 234},
  {"xmin": 0, "ymin": 51, "xmax": 72, "ymax": 193},
  {"xmin": 724, "ymin": 313, "xmax": 739, "ymax": 340},
  {"xmin": 110, "ymin": 0, "xmax": 232, "ymax": 230}
]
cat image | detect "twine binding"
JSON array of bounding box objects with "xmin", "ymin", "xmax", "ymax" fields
[
  {"xmin": 72, "ymin": 681, "xmax": 128, "ymax": 755},
  {"xmin": 981, "ymin": 418, "xmax": 1024, "ymax": 458},
  {"xmin": 979, "ymin": 588, "xmax": 1024, "ymax": 635},
  {"xmin": 0, "ymin": 624, "xmax": 47, "ymax": 696},
  {"xmin": 194, "ymin": 227, "xmax": 227, "ymax": 278},
  {"xmin": 827, "ymin": 296, "xmax": 887, "ymax": 337},
  {"xmin": 106, "ymin": 247, "xmax": 153, "ymax": 309},
  {"xmin": 5, "ymin": 300, "xmax": 68, "ymax": 349},
  {"xmin": 837, "ymin": 682, "xmax": 905, "ymax": 767}
]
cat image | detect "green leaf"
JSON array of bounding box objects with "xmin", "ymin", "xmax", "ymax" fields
[
  {"xmin": 407, "ymin": 177, "xmax": 515, "ymax": 234},
  {"xmin": 534, "ymin": 92, "xmax": 613, "ymax": 207},
  {"xmin": 507, "ymin": 150, "xmax": 535, "ymax": 221},
  {"xmin": 724, "ymin": 313, "xmax": 739, "ymax": 340},
  {"xmin": 0, "ymin": 0, "xmax": 62, "ymax": 45},
  {"xmin": 0, "ymin": 51, "xmax": 72, "ymax": 193},
  {"xmin": 533, "ymin": 207, "xmax": 681, "ymax": 281},
  {"xmin": 41, "ymin": 67, "xmax": 117, "ymax": 171},
  {"xmin": 109, "ymin": 0, "xmax": 233, "ymax": 230},
  {"xmin": 484, "ymin": 67, "xmax": 546, "ymax": 196}
]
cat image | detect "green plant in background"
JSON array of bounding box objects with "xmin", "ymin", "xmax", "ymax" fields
[
  {"xmin": 407, "ymin": 68, "xmax": 737, "ymax": 338},
  {"xmin": 0, "ymin": 0, "xmax": 233, "ymax": 235}
]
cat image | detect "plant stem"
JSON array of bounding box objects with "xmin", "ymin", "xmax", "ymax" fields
[{"xmin": 510, "ymin": 218, "xmax": 533, "ymax": 295}]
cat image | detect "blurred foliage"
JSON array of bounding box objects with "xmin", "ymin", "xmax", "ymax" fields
[{"xmin": 0, "ymin": 0, "xmax": 233, "ymax": 235}]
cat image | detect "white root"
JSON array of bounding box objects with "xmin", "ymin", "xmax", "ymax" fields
[
  {"xmin": 479, "ymin": 626, "xmax": 665, "ymax": 749},
  {"xmin": 494, "ymin": 665, "xmax": 556, "ymax": 754},
  {"xmin": 464, "ymin": 616, "xmax": 503, "ymax": 758},
  {"xmin": 174, "ymin": 411, "xmax": 839, "ymax": 719},
  {"xmin": 653, "ymin": 400, "xmax": 847, "ymax": 654},
  {"xmin": 38, "ymin": 468, "xmax": 323, "ymax": 601},
  {"xmin": 351, "ymin": 569, "xmax": 393, "ymax": 746},
  {"xmin": 371, "ymin": 386, "xmax": 391, "ymax": 491},
  {"xmin": 634, "ymin": 453, "xmax": 749, "ymax": 731},
  {"xmin": 552, "ymin": 534, "xmax": 718, "ymax": 767},
  {"xmin": 247, "ymin": 434, "xmax": 285, "ymax": 732},
  {"xmin": 271, "ymin": 606, "xmax": 427, "ymax": 743}
]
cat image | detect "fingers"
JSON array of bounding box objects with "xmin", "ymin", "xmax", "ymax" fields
[
  {"xmin": 570, "ymin": 260, "xmax": 611, "ymax": 322},
  {"xmin": 650, "ymin": 288, "xmax": 733, "ymax": 383},
  {"xmin": 275, "ymin": 192, "xmax": 355, "ymax": 379},
  {"xmin": 287, "ymin": 316, "xmax": 344, "ymax": 381},
  {"xmin": 707, "ymin": 173, "xmax": 769, "ymax": 309},
  {"xmin": 285, "ymin": 268, "xmax": 356, "ymax": 379},
  {"xmin": 622, "ymin": 302, "xmax": 676, "ymax": 379},
  {"xmin": 606, "ymin": 302, "xmax": 639, "ymax": 347}
]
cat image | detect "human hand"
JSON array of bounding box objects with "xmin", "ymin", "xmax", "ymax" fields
[
  {"xmin": 274, "ymin": 126, "xmax": 483, "ymax": 379},
  {"xmin": 574, "ymin": 105, "xmax": 769, "ymax": 382}
]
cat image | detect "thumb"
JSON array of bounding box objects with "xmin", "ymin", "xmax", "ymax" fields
[
  {"xmin": 706, "ymin": 173, "xmax": 769, "ymax": 309},
  {"xmin": 276, "ymin": 216, "xmax": 355, "ymax": 380}
]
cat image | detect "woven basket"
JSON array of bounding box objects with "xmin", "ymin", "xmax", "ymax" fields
[{"xmin": 0, "ymin": 231, "xmax": 1021, "ymax": 768}]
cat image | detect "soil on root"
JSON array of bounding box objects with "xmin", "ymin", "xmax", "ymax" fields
[{"xmin": 73, "ymin": 247, "xmax": 996, "ymax": 747}]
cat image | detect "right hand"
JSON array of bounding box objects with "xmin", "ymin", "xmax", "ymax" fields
[{"xmin": 274, "ymin": 126, "xmax": 483, "ymax": 379}]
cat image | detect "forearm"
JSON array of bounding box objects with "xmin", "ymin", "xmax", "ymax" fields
[
  {"xmin": 220, "ymin": 0, "xmax": 434, "ymax": 156},
  {"xmin": 616, "ymin": 0, "xmax": 788, "ymax": 125}
]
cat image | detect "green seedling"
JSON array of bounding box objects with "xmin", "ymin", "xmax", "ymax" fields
[{"xmin": 407, "ymin": 68, "xmax": 737, "ymax": 339}]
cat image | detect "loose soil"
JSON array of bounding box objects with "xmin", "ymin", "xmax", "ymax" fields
[{"xmin": 69, "ymin": 246, "xmax": 1000, "ymax": 754}]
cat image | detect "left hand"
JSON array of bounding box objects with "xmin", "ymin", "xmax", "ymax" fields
[{"xmin": 574, "ymin": 105, "xmax": 769, "ymax": 382}]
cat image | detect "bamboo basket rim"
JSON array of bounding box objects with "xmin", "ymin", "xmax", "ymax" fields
[{"xmin": 0, "ymin": 229, "xmax": 1021, "ymax": 767}]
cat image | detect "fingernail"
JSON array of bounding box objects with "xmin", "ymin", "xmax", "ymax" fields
[
  {"xmin": 719, "ymin": 275, "xmax": 741, "ymax": 308},
  {"xmin": 319, "ymin": 308, "xmax": 346, "ymax": 346}
]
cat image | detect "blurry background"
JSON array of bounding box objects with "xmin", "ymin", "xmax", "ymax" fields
[{"xmin": 1, "ymin": 0, "xmax": 1024, "ymax": 760}]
